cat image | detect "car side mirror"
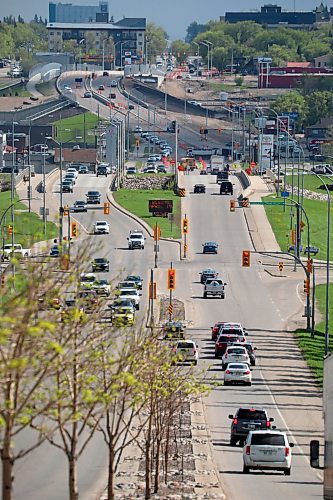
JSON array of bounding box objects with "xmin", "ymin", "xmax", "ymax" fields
[
  {"xmin": 245, "ymin": 332, "xmax": 248, "ymax": 336},
  {"xmin": 269, "ymin": 417, "xmax": 274, "ymax": 422},
  {"xmin": 254, "ymin": 347, "xmax": 257, "ymax": 350},
  {"xmin": 290, "ymin": 443, "xmax": 295, "ymax": 448},
  {"xmin": 224, "ymin": 283, "xmax": 227, "ymax": 286},
  {"xmin": 228, "ymin": 414, "xmax": 234, "ymax": 419}
]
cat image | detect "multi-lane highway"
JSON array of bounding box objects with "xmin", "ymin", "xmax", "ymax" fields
[{"xmin": 10, "ymin": 72, "xmax": 324, "ymax": 499}]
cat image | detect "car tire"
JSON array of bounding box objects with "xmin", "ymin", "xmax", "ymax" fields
[
  {"xmin": 194, "ymin": 360, "xmax": 198, "ymax": 366},
  {"xmin": 221, "ymin": 294, "xmax": 225, "ymax": 299},
  {"xmin": 224, "ymin": 381, "xmax": 229, "ymax": 386},
  {"xmin": 246, "ymin": 382, "xmax": 252, "ymax": 386},
  {"xmin": 222, "ymin": 363, "xmax": 226, "ymax": 371},
  {"xmin": 243, "ymin": 465, "xmax": 250, "ymax": 474},
  {"xmin": 284, "ymin": 468, "xmax": 291, "ymax": 476},
  {"xmin": 230, "ymin": 437, "xmax": 237, "ymax": 446},
  {"xmin": 214, "ymin": 352, "xmax": 218, "ymax": 359},
  {"xmin": 203, "ymin": 292, "xmax": 207, "ymax": 298}
]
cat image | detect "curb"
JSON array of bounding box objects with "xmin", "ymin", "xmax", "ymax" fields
[
  {"xmin": 264, "ymin": 268, "xmax": 287, "ymax": 278},
  {"xmin": 106, "ymin": 190, "xmax": 183, "ymax": 260}
]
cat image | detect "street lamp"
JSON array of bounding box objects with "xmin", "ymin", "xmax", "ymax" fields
[
  {"xmin": 203, "ymin": 40, "xmax": 213, "ymax": 78},
  {"xmin": 200, "ymin": 41, "xmax": 210, "ymax": 79}
]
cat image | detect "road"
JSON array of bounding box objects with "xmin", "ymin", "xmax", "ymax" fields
[
  {"xmin": 165, "ymin": 171, "xmax": 323, "ymax": 499},
  {"xmin": 10, "ymin": 72, "xmax": 324, "ymax": 499},
  {"xmin": 12, "ymin": 168, "xmax": 179, "ymax": 500}
]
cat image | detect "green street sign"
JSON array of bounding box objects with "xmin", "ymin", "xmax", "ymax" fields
[{"xmin": 250, "ymin": 201, "xmax": 285, "ymax": 206}]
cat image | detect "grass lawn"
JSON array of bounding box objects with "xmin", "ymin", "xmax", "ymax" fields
[
  {"xmin": 0, "ymin": 191, "xmax": 58, "ymax": 248},
  {"xmin": 0, "ymin": 84, "xmax": 30, "ymax": 97},
  {"xmin": 113, "ymin": 188, "xmax": 181, "ymax": 239},
  {"xmin": 284, "ymin": 173, "xmax": 333, "ymax": 195},
  {"xmin": 263, "ymin": 194, "xmax": 333, "ymax": 261},
  {"xmin": 52, "ymin": 112, "xmax": 100, "ymax": 145},
  {"xmin": 294, "ymin": 283, "xmax": 333, "ymax": 386}
]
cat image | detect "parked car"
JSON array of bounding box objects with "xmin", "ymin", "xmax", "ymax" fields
[
  {"xmin": 243, "ymin": 430, "xmax": 294, "ymax": 475},
  {"xmin": 127, "ymin": 167, "xmax": 136, "ymax": 175},
  {"xmin": 84, "ymin": 91, "xmax": 92, "ymax": 98}
]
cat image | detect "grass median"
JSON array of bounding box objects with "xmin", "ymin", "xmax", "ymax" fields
[
  {"xmin": 0, "ymin": 191, "xmax": 58, "ymax": 248},
  {"xmin": 284, "ymin": 174, "xmax": 332, "ymax": 195},
  {"xmin": 113, "ymin": 188, "xmax": 181, "ymax": 239},
  {"xmin": 263, "ymin": 194, "xmax": 333, "ymax": 261},
  {"xmin": 52, "ymin": 112, "xmax": 99, "ymax": 145},
  {"xmin": 295, "ymin": 284, "xmax": 333, "ymax": 386}
]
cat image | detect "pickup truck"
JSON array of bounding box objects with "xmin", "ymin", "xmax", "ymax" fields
[
  {"xmin": 203, "ymin": 278, "xmax": 227, "ymax": 298},
  {"xmin": 86, "ymin": 190, "xmax": 101, "ymax": 204},
  {"xmin": 2, "ymin": 243, "xmax": 31, "ymax": 260},
  {"xmin": 127, "ymin": 231, "xmax": 145, "ymax": 249}
]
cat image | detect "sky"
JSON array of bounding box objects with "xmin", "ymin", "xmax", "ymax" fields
[{"xmin": 2, "ymin": 0, "xmax": 324, "ymax": 39}]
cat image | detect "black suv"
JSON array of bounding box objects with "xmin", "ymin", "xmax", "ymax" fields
[
  {"xmin": 228, "ymin": 407, "xmax": 274, "ymax": 446},
  {"xmin": 194, "ymin": 184, "xmax": 206, "ymax": 194},
  {"xmin": 92, "ymin": 258, "xmax": 110, "ymax": 272},
  {"xmin": 217, "ymin": 171, "xmax": 228, "ymax": 183},
  {"xmin": 220, "ymin": 181, "xmax": 233, "ymax": 195},
  {"xmin": 96, "ymin": 166, "xmax": 107, "ymax": 177}
]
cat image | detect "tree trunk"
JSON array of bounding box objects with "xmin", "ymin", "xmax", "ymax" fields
[
  {"xmin": 154, "ymin": 437, "xmax": 161, "ymax": 493},
  {"xmin": 145, "ymin": 413, "xmax": 152, "ymax": 500},
  {"xmin": 69, "ymin": 456, "xmax": 78, "ymax": 500},
  {"xmin": 2, "ymin": 426, "xmax": 14, "ymax": 500},
  {"xmin": 107, "ymin": 438, "xmax": 115, "ymax": 500},
  {"xmin": 164, "ymin": 416, "xmax": 171, "ymax": 484}
]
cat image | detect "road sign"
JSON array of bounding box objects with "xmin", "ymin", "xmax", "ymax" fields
[
  {"xmin": 250, "ymin": 201, "xmax": 285, "ymax": 206},
  {"xmin": 278, "ymin": 262, "xmax": 284, "ymax": 272},
  {"xmin": 149, "ymin": 200, "xmax": 173, "ymax": 214},
  {"xmin": 168, "ymin": 304, "xmax": 173, "ymax": 315},
  {"xmin": 281, "ymin": 191, "xmax": 290, "ymax": 198}
]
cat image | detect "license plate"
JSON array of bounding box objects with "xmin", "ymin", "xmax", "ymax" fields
[
  {"xmin": 263, "ymin": 450, "xmax": 274, "ymax": 455},
  {"xmin": 249, "ymin": 424, "xmax": 256, "ymax": 429}
]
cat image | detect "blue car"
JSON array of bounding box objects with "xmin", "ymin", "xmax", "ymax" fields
[
  {"xmin": 50, "ymin": 245, "xmax": 60, "ymax": 257},
  {"xmin": 202, "ymin": 241, "xmax": 218, "ymax": 254}
]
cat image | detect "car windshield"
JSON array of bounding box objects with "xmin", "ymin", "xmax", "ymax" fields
[
  {"xmin": 120, "ymin": 290, "xmax": 136, "ymax": 296},
  {"xmin": 251, "ymin": 433, "xmax": 285, "ymax": 446},
  {"xmin": 238, "ymin": 409, "xmax": 266, "ymax": 419},
  {"xmin": 131, "ymin": 235, "xmax": 142, "ymax": 239},
  {"xmin": 94, "ymin": 258, "xmax": 106, "ymax": 263}
]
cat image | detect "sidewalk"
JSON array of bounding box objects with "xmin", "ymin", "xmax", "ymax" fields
[{"xmin": 242, "ymin": 175, "xmax": 280, "ymax": 253}]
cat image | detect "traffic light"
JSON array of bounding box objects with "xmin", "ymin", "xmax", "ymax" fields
[
  {"xmin": 242, "ymin": 250, "xmax": 251, "ymax": 267},
  {"xmin": 303, "ymin": 278, "xmax": 310, "ymax": 294},
  {"xmin": 7, "ymin": 225, "xmax": 13, "ymax": 236},
  {"xmin": 153, "ymin": 225, "xmax": 161, "ymax": 241},
  {"xmin": 71, "ymin": 222, "xmax": 78, "ymax": 238},
  {"xmin": 307, "ymin": 259, "xmax": 313, "ymax": 274},
  {"xmin": 63, "ymin": 205, "xmax": 69, "ymax": 216},
  {"xmin": 104, "ymin": 202, "xmax": 110, "ymax": 215},
  {"xmin": 230, "ymin": 200, "xmax": 236, "ymax": 212},
  {"xmin": 167, "ymin": 268, "xmax": 176, "ymax": 290},
  {"xmin": 182, "ymin": 218, "xmax": 188, "ymax": 234}
]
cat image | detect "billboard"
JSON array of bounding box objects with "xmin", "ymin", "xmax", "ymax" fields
[{"xmin": 259, "ymin": 134, "xmax": 274, "ymax": 171}]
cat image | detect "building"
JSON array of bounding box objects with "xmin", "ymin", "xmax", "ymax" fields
[
  {"xmin": 224, "ymin": 3, "xmax": 332, "ymax": 29},
  {"xmin": 305, "ymin": 117, "xmax": 333, "ymax": 145},
  {"xmin": 49, "ymin": 1, "xmax": 109, "ymax": 23},
  {"xmin": 47, "ymin": 18, "xmax": 146, "ymax": 66},
  {"xmin": 314, "ymin": 54, "xmax": 332, "ymax": 68}
]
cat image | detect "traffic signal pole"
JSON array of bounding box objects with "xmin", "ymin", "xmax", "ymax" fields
[{"xmin": 169, "ymin": 262, "xmax": 173, "ymax": 322}]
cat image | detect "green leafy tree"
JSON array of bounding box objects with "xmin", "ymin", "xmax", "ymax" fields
[
  {"xmin": 146, "ymin": 22, "xmax": 167, "ymax": 61},
  {"xmin": 171, "ymin": 40, "xmax": 191, "ymax": 64},
  {"xmin": 185, "ymin": 21, "xmax": 206, "ymax": 43},
  {"xmin": 273, "ymin": 91, "xmax": 308, "ymax": 129}
]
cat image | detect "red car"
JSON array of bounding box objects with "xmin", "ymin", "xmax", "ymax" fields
[
  {"xmin": 215, "ymin": 334, "xmax": 245, "ymax": 358},
  {"xmin": 211, "ymin": 321, "xmax": 226, "ymax": 341}
]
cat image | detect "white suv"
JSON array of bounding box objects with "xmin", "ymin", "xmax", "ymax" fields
[
  {"xmin": 243, "ymin": 430, "xmax": 294, "ymax": 475},
  {"xmin": 222, "ymin": 346, "xmax": 250, "ymax": 371},
  {"xmin": 117, "ymin": 288, "xmax": 141, "ymax": 310},
  {"xmin": 94, "ymin": 221, "xmax": 110, "ymax": 234},
  {"xmin": 172, "ymin": 340, "xmax": 198, "ymax": 365}
]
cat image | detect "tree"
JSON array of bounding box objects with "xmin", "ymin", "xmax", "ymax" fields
[
  {"xmin": 185, "ymin": 21, "xmax": 206, "ymax": 44},
  {"xmin": 273, "ymin": 91, "xmax": 308, "ymax": 128},
  {"xmin": 146, "ymin": 22, "xmax": 167, "ymax": 61},
  {"xmin": 0, "ymin": 258, "xmax": 81, "ymax": 500},
  {"xmin": 171, "ymin": 40, "xmax": 190, "ymax": 64}
]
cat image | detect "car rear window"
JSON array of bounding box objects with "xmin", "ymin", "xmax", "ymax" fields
[
  {"xmin": 238, "ymin": 409, "xmax": 266, "ymax": 419},
  {"xmin": 177, "ymin": 342, "xmax": 194, "ymax": 348},
  {"xmin": 251, "ymin": 433, "xmax": 285, "ymax": 446},
  {"xmin": 228, "ymin": 363, "xmax": 248, "ymax": 369},
  {"xmin": 218, "ymin": 335, "xmax": 239, "ymax": 343},
  {"xmin": 222, "ymin": 329, "xmax": 243, "ymax": 336},
  {"xmin": 228, "ymin": 348, "xmax": 246, "ymax": 354}
]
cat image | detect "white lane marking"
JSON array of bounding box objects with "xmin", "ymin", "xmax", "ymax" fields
[
  {"xmin": 296, "ymin": 281, "xmax": 304, "ymax": 305},
  {"xmin": 258, "ymin": 367, "xmax": 323, "ymax": 481}
]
